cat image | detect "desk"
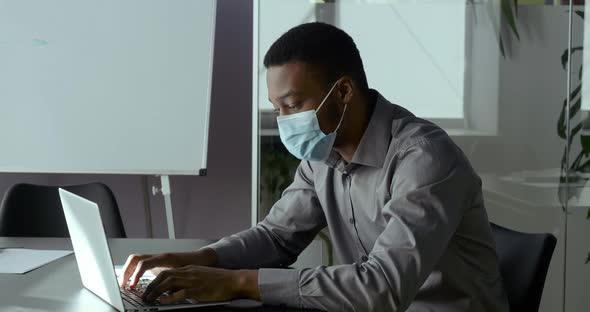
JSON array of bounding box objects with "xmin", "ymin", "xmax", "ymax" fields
[{"xmin": 0, "ymin": 237, "xmax": 319, "ymax": 312}]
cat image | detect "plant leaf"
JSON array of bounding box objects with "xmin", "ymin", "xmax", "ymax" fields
[
  {"xmin": 501, "ymin": 0, "xmax": 520, "ymax": 40},
  {"xmin": 570, "ymin": 96, "xmax": 582, "ymax": 121},
  {"xmin": 561, "ymin": 146, "xmax": 568, "ymax": 173},
  {"xmin": 571, "ymin": 84, "xmax": 583, "ymax": 101},
  {"xmin": 561, "ymin": 46, "xmax": 584, "ymax": 70},
  {"xmin": 571, "ymin": 150, "xmax": 585, "ymax": 170},
  {"xmin": 581, "ymin": 135, "xmax": 590, "ymax": 155},
  {"xmin": 513, "ymin": 0, "xmax": 517, "ymax": 17},
  {"xmin": 558, "ymin": 98, "xmax": 567, "ymax": 139},
  {"xmin": 569, "ymin": 123, "xmax": 583, "ymax": 147},
  {"xmin": 556, "ymin": 83, "xmax": 581, "ymax": 139}
]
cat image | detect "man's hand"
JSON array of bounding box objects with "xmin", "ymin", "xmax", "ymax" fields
[
  {"xmin": 119, "ymin": 248, "xmax": 218, "ymax": 288},
  {"xmin": 141, "ymin": 266, "xmax": 260, "ymax": 304}
]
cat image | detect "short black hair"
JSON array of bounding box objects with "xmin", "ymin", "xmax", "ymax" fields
[{"xmin": 263, "ymin": 22, "xmax": 369, "ymax": 96}]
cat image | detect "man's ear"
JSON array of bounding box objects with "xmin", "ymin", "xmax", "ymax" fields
[{"xmin": 336, "ymin": 76, "xmax": 355, "ymax": 106}]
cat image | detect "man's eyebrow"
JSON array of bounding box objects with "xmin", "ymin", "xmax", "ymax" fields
[
  {"xmin": 273, "ymin": 90, "xmax": 302, "ymax": 102},
  {"xmin": 268, "ymin": 90, "xmax": 303, "ymax": 106},
  {"xmin": 280, "ymin": 90, "xmax": 301, "ymax": 99}
]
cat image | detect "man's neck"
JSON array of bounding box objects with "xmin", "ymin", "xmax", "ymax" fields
[{"xmin": 334, "ymin": 91, "xmax": 377, "ymax": 163}]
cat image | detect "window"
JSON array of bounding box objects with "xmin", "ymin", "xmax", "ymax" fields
[{"xmin": 257, "ymin": 0, "xmax": 468, "ymax": 121}]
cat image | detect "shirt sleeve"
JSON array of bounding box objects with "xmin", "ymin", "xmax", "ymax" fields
[
  {"xmin": 204, "ymin": 160, "xmax": 327, "ymax": 270},
  {"xmin": 256, "ymin": 138, "xmax": 477, "ymax": 311}
]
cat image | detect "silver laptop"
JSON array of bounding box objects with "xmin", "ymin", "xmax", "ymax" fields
[{"xmin": 59, "ymin": 188, "xmax": 229, "ymax": 311}]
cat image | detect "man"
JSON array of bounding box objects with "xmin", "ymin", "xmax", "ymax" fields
[{"xmin": 119, "ymin": 22, "xmax": 509, "ymax": 312}]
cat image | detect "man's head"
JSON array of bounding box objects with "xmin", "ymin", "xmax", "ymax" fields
[{"xmin": 264, "ymin": 22, "xmax": 370, "ymax": 138}]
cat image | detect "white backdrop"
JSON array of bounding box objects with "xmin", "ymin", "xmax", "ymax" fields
[{"xmin": 0, "ymin": 0, "xmax": 216, "ymax": 175}]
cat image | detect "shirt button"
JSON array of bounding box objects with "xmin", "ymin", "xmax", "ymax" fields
[
  {"xmin": 361, "ymin": 255, "xmax": 369, "ymax": 262},
  {"xmin": 348, "ymin": 217, "xmax": 355, "ymax": 224}
]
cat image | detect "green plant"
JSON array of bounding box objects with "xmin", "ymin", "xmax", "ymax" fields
[
  {"xmin": 499, "ymin": 0, "xmax": 521, "ymax": 55},
  {"xmin": 260, "ymin": 145, "xmax": 300, "ymax": 217},
  {"xmin": 556, "ymin": 10, "xmax": 590, "ymax": 264},
  {"xmin": 467, "ymin": 0, "xmax": 520, "ymax": 56}
]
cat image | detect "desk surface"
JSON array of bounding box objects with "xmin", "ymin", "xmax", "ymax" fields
[{"xmin": 0, "ymin": 237, "xmax": 317, "ymax": 312}]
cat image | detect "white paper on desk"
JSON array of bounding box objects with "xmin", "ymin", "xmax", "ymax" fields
[{"xmin": 0, "ymin": 248, "xmax": 73, "ymax": 274}]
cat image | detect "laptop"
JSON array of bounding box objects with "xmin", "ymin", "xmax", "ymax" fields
[{"xmin": 59, "ymin": 188, "xmax": 229, "ymax": 312}]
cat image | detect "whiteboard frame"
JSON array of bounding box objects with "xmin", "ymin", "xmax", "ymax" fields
[{"xmin": 251, "ymin": 0, "xmax": 260, "ymax": 226}]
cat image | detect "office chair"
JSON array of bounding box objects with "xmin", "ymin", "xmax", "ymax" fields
[
  {"xmin": 491, "ymin": 223, "xmax": 556, "ymax": 312},
  {"xmin": 0, "ymin": 182, "xmax": 126, "ymax": 238}
]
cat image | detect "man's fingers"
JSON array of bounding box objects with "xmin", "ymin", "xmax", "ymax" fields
[
  {"xmin": 142, "ymin": 269, "xmax": 173, "ymax": 300},
  {"xmin": 119, "ymin": 254, "xmax": 147, "ymax": 287},
  {"xmin": 159, "ymin": 289, "xmax": 193, "ymax": 305},
  {"xmin": 144, "ymin": 276, "xmax": 188, "ymax": 302},
  {"xmin": 144, "ymin": 276, "xmax": 175, "ymax": 302},
  {"xmin": 129, "ymin": 257, "xmax": 161, "ymax": 288}
]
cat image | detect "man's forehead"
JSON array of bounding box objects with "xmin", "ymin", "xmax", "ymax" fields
[
  {"xmin": 267, "ymin": 62, "xmax": 313, "ymax": 84},
  {"xmin": 266, "ymin": 62, "xmax": 323, "ymax": 98}
]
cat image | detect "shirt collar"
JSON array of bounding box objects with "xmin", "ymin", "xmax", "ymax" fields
[{"xmin": 324, "ymin": 90, "xmax": 395, "ymax": 170}]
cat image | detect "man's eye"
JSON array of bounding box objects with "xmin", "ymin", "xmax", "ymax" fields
[{"xmin": 288, "ymin": 104, "xmax": 301, "ymax": 111}]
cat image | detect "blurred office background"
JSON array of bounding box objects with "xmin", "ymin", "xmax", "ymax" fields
[{"xmin": 1, "ymin": 0, "xmax": 589, "ymax": 311}]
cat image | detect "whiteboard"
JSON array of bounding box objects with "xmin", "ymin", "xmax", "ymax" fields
[{"xmin": 0, "ymin": 0, "xmax": 216, "ymax": 175}]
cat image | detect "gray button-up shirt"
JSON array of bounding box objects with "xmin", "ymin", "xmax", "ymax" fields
[{"xmin": 207, "ymin": 91, "xmax": 509, "ymax": 312}]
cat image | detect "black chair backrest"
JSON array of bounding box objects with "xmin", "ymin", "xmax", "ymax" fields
[
  {"xmin": 0, "ymin": 183, "xmax": 126, "ymax": 238},
  {"xmin": 491, "ymin": 223, "xmax": 556, "ymax": 312}
]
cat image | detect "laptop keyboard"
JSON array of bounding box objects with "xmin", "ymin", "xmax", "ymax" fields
[
  {"xmin": 121, "ymin": 280, "xmax": 159, "ymax": 308},
  {"xmin": 121, "ymin": 278, "xmax": 190, "ymax": 308}
]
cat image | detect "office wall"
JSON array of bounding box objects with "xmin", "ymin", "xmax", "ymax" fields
[{"xmin": 0, "ymin": 0, "xmax": 253, "ymax": 240}]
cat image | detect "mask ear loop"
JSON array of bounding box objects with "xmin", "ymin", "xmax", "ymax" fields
[
  {"xmin": 316, "ymin": 78, "xmax": 343, "ymax": 113},
  {"xmin": 333, "ymin": 103, "xmax": 348, "ymax": 133}
]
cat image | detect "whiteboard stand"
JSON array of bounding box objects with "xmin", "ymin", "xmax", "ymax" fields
[{"xmin": 152, "ymin": 175, "xmax": 176, "ymax": 239}]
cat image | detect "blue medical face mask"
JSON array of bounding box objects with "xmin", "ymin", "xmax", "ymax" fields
[{"xmin": 277, "ymin": 80, "xmax": 347, "ymax": 161}]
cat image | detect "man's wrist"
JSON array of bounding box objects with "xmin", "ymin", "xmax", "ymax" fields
[
  {"xmin": 191, "ymin": 248, "xmax": 218, "ymax": 267},
  {"xmin": 197, "ymin": 248, "xmax": 218, "ymax": 267},
  {"xmin": 170, "ymin": 248, "xmax": 218, "ymax": 267},
  {"xmin": 233, "ymin": 270, "xmax": 261, "ymax": 301}
]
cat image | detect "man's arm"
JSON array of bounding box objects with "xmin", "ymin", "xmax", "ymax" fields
[
  {"xmin": 234, "ymin": 139, "xmax": 475, "ymax": 311},
  {"xmin": 206, "ymin": 161, "xmax": 327, "ymax": 270},
  {"xmin": 120, "ymin": 161, "xmax": 325, "ymax": 292}
]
